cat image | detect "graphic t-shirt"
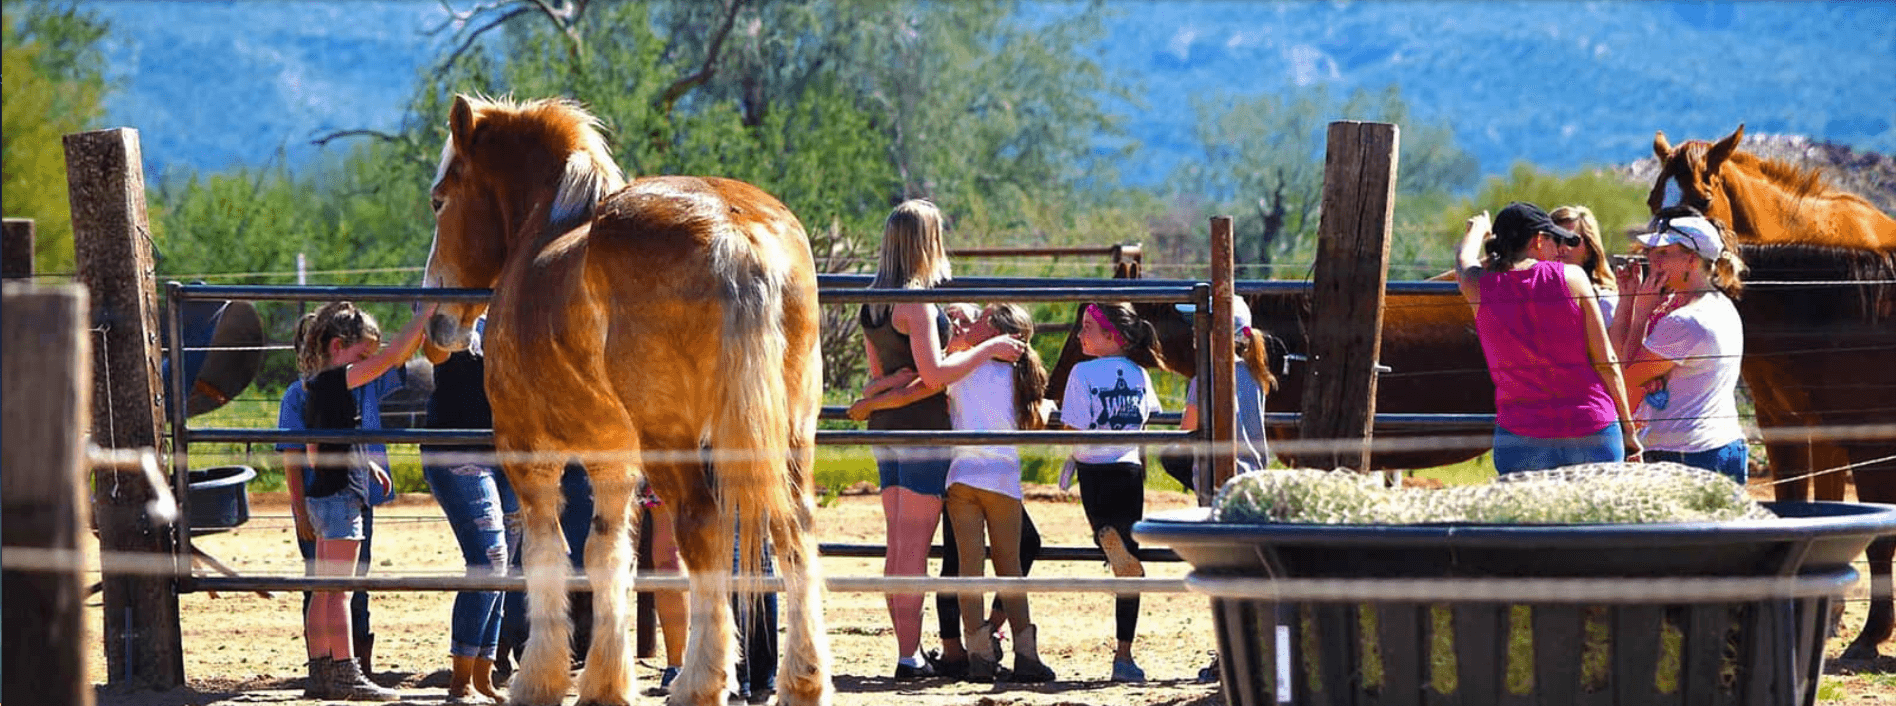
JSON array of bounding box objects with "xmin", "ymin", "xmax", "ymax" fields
[{"xmin": 1061, "ymin": 356, "xmax": 1162, "ymax": 465}]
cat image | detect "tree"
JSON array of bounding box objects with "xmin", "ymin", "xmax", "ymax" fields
[
  {"xmin": 1, "ymin": 1, "xmax": 111, "ymax": 275},
  {"xmin": 1435, "ymin": 162, "xmax": 1655, "ymax": 254},
  {"xmin": 1171, "ymin": 84, "xmax": 1478, "ymax": 279}
]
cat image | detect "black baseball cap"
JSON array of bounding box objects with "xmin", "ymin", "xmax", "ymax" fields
[{"xmin": 1494, "ymin": 202, "xmax": 1580, "ymax": 247}]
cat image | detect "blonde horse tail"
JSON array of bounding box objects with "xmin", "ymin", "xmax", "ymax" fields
[{"xmin": 709, "ymin": 228, "xmax": 797, "ymax": 584}]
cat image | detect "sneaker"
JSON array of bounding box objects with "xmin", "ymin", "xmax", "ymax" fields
[
  {"xmin": 1110, "ymin": 656, "xmax": 1146, "ymax": 684},
  {"xmin": 1196, "ymin": 655, "xmax": 1220, "ymax": 683},
  {"xmin": 747, "ymin": 687, "xmax": 775, "ymax": 704},
  {"xmin": 892, "ymin": 660, "xmax": 939, "ymax": 681},
  {"xmin": 922, "ymin": 649, "xmax": 967, "ymax": 679},
  {"xmin": 645, "ymin": 665, "xmax": 680, "ymax": 696}
]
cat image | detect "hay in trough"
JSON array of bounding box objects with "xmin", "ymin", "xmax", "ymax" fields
[{"xmin": 1212, "ymin": 462, "xmax": 1770, "ymax": 525}]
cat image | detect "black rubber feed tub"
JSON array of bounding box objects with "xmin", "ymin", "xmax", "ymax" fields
[{"xmin": 186, "ymin": 465, "xmax": 256, "ymax": 530}]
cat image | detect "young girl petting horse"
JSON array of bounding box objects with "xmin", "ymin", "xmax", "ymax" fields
[
  {"xmin": 285, "ymin": 300, "xmax": 434, "ymax": 701},
  {"xmin": 1061, "ymin": 301, "xmax": 1166, "ymax": 683}
]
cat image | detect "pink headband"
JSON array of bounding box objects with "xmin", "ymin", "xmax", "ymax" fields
[{"xmin": 1085, "ymin": 304, "xmax": 1128, "ymax": 348}]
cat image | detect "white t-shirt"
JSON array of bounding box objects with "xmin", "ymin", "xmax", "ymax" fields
[
  {"xmin": 1635, "ymin": 292, "xmax": 1745, "ymax": 452},
  {"xmin": 945, "ymin": 360, "xmax": 1024, "ymax": 498},
  {"xmin": 1061, "ymin": 356, "xmax": 1162, "ymax": 465}
]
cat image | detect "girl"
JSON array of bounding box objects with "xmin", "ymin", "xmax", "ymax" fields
[
  {"xmin": 940, "ymin": 303, "xmax": 1057, "ymax": 683},
  {"xmin": 286, "ymin": 300, "xmax": 433, "ymax": 701},
  {"xmin": 1061, "ymin": 301, "xmax": 1165, "ymax": 683},
  {"xmin": 1550, "ymin": 204, "xmax": 1621, "ymax": 322},
  {"xmin": 420, "ymin": 316, "xmax": 509, "ymax": 704},
  {"xmin": 1455, "ymin": 202, "xmax": 1640, "ymax": 473},
  {"xmin": 1614, "ymin": 213, "xmax": 1750, "ymax": 483},
  {"xmin": 1173, "ymin": 295, "xmax": 1276, "ymax": 489},
  {"xmin": 849, "ymin": 200, "xmax": 1025, "ymax": 679}
]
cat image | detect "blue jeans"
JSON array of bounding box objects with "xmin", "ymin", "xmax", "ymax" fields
[
  {"xmin": 1648, "ymin": 439, "xmax": 1748, "ymax": 485},
  {"xmin": 498, "ymin": 462, "xmax": 594, "ymax": 653},
  {"xmin": 425, "ymin": 457, "xmax": 518, "ymax": 658},
  {"xmin": 298, "ymin": 503, "xmax": 373, "ymax": 642},
  {"xmin": 1493, "ymin": 423, "xmax": 1624, "ymax": 474},
  {"xmin": 873, "ymin": 445, "xmax": 951, "ymax": 496}
]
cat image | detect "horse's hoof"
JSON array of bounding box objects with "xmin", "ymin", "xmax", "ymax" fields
[
  {"xmin": 573, "ymin": 699, "xmax": 632, "ymax": 706},
  {"xmin": 1840, "ymin": 642, "xmax": 1884, "ymax": 662}
]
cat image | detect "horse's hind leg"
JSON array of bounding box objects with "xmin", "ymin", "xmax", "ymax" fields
[
  {"xmin": 575, "ymin": 468, "xmax": 638, "ymax": 705},
  {"xmin": 510, "ymin": 463, "xmax": 575, "ymax": 706},
  {"xmin": 666, "ymin": 481, "xmax": 737, "ymax": 706},
  {"xmin": 770, "ymin": 485, "xmax": 832, "ymax": 706}
]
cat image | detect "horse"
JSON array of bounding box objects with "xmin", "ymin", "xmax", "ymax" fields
[
  {"xmin": 420, "ymin": 95, "xmax": 829, "ymax": 706},
  {"xmin": 1048, "ymin": 262, "xmax": 1495, "ymax": 471},
  {"xmin": 1650, "ymin": 124, "xmax": 1896, "ymax": 660}
]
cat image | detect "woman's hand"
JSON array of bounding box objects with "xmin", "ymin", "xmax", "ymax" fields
[
  {"xmin": 978, "ymin": 336, "xmax": 1028, "ymax": 363},
  {"xmin": 369, "ymin": 461, "xmax": 394, "ymax": 499},
  {"xmin": 1465, "ymin": 210, "xmax": 1492, "ymax": 236},
  {"xmin": 292, "ymin": 506, "xmax": 316, "ymax": 542},
  {"xmin": 846, "ymin": 398, "xmax": 876, "ymax": 422}
]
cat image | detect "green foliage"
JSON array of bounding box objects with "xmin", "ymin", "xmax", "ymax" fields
[
  {"xmin": 1, "ymin": 0, "xmax": 111, "ymax": 275},
  {"xmin": 1170, "ymin": 84, "xmax": 1479, "ymax": 280},
  {"xmin": 1434, "ymin": 162, "xmax": 1655, "ymax": 254}
]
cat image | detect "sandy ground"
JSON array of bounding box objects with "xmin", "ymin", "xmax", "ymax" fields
[{"xmin": 84, "ymin": 481, "xmax": 1894, "ymax": 706}]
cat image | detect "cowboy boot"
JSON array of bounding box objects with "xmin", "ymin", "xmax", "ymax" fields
[
  {"xmin": 446, "ymin": 654, "xmax": 478, "ymax": 704},
  {"xmin": 302, "ymin": 656, "xmax": 334, "ymax": 699},
  {"xmin": 326, "ymin": 652, "xmax": 400, "ymax": 702},
  {"xmin": 470, "ymin": 656, "xmax": 502, "ymax": 703},
  {"xmin": 1009, "ymin": 624, "xmax": 1057, "ymax": 683},
  {"xmin": 964, "ymin": 623, "xmax": 1000, "ymax": 683}
]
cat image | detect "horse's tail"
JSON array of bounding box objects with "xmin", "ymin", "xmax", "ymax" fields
[{"xmin": 708, "ymin": 225, "xmax": 799, "ymax": 582}]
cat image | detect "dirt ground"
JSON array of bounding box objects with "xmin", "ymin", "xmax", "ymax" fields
[{"xmin": 86, "ymin": 481, "xmax": 1894, "ymax": 706}]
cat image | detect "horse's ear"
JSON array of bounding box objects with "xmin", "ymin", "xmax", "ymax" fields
[
  {"xmin": 1708, "ymin": 124, "xmax": 1745, "ymax": 170},
  {"xmin": 450, "ymin": 95, "xmax": 478, "ymax": 149},
  {"xmin": 1653, "ymin": 130, "xmax": 1674, "ymax": 160}
]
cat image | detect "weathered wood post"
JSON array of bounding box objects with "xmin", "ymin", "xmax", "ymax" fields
[
  {"xmin": 66, "ymin": 127, "xmax": 186, "ymax": 688},
  {"xmin": 1205, "ymin": 216, "xmax": 1238, "ymax": 501},
  {"xmin": 1298, "ymin": 121, "xmax": 1399, "ymax": 473},
  {"xmin": 3, "ymin": 219, "xmax": 35, "ymax": 280},
  {"xmin": 2, "ymin": 283, "xmax": 96, "ymax": 706}
]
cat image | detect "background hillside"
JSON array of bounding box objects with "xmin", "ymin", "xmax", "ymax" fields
[{"xmin": 87, "ymin": 0, "xmax": 1896, "ymax": 186}]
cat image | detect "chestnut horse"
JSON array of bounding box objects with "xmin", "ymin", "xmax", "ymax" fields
[
  {"xmin": 421, "ymin": 96, "xmax": 829, "ymax": 705},
  {"xmin": 1048, "ymin": 263, "xmax": 1495, "ymax": 471},
  {"xmin": 1650, "ymin": 124, "xmax": 1896, "ymax": 660}
]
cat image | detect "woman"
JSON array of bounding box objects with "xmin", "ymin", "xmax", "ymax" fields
[
  {"xmin": 1549, "ymin": 204, "xmax": 1620, "ymax": 322},
  {"xmin": 1613, "ymin": 213, "xmax": 1749, "ymax": 483},
  {"xmin": 1455, "ymin": 202, "xmax": 1640, "ymax": 473},
  {"xmin": 849, "ymin": 199, "xmax": 1025, "ymax": 679}
]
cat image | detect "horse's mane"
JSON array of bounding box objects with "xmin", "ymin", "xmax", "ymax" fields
[
  {"xmin": 1676, "ymin": 138, "xmax": 1862, "ymax": 207},
  {"xmin": 461, "ymin": 94, "xmax": 628, "ymax": 234},
  {"xmin": 1740, "ymin": 242, "xmax": 1896, "ymax": 324}
]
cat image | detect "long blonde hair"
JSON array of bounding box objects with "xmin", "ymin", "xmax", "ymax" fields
[
  {"xmin": 869, "ymin": 199, "xmax": 952, "ymax": 292},
  {"xmin": 294, "ymin": 301, "xmax": 382, "ymax": 377},
  {"xmin": 1550, "ymin": 204, "xmax": 1615, "ymax": 293}
]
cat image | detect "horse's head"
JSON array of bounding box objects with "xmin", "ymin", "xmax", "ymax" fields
[
  {"xmin": 1649, "ymin": 124, "xmax": 1745, "ymax": 221},
  {"xmin": 422, "ymin": 94, "xmax": 627, "ymax": 350}
]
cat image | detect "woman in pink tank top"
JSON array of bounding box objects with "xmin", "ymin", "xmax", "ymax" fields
[{"xmin": 1454, "ymin": 202, "xmax": 1640, "ymax": 473}]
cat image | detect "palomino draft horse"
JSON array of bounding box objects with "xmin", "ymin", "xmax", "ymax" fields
[
  {"xmin": 1651, "ymin": 124, "xmax": 1896, "ymax": 660},
  {"xmin": 422, "ymin": 95, "xmax": 829, "ymax": 705},
  {"xmin": 1048, "ymin": 262, "xmax": 1495, "ymax": 471}
]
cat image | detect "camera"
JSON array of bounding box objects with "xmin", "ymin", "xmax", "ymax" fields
[{"xmin": 1610, "ymin": 254, "xmax": 1648, "ymax": 278}]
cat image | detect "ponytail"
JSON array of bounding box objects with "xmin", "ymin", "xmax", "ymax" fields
[
  {"xmin": 985, "ymin": 303, "xmax": 1051, "ymax": 431},
  {"xmin": 293, "ymin": 301, "xmax": 382, "ymax": 377},
  {"xmin": 1236, "ymin": 327, "xmax": 1277, "ymax": 392},
  {"xmin": 1711, "ymin": 248, "xmax": 1748, "ymax": 301}
]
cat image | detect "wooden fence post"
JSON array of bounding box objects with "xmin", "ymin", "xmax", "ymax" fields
[
  {"xmin": 3, "ymin": 219, "xmax": 34, "ymax": 280},
  {"xmin": 66, "ymin": 127, "xmax": 185, "ymax": 689},
  {"xmin": 1298, "ymin": 121, "xmax": 1399, "ymax": 473},
  {"xmin": 1206, "ymin": 217, "xmax": 1238, "ymax": 500},
  {"xmin": 2, "ymin": 283, "xmax": 96, "ymax": 706}
]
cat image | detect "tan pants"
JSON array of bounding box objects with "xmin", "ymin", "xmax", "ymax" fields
[{"xmin": 944, "ymin": 483, "xmax": 1032, "ymax": 640}]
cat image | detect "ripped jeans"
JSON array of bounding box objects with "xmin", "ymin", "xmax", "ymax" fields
[{"xmin": 424, "ymin": 456, "xmax": 520, "ymax": 658}]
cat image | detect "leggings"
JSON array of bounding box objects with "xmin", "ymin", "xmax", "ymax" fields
[
  {"xmin": 1077, "ymin": 460, "xmax": 1145, "ymax": 644},
  {"xmin": 937, "ymin": 505, "xmax": 1042, "ymax": 640}
]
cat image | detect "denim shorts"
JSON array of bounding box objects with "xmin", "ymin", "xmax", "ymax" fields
[
  {"xmin": 1492, "ymin": 423, "xmax": 1624, "ymax": 475},
  {"xmin": 306, "ymin": 493, "xmax": 366, "ymax": 541},
  {"xmin": 874, "ymin": 445, "xmax": 951, "ymax": 497}
]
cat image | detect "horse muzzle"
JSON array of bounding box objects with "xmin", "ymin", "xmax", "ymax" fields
[{"xmin": 426, "ymin": 311, "xmax": 472, "ymax": 351}]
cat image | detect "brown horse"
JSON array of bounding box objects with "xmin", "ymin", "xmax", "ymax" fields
[
  {"xmin": 421, "ymin": 95, "xmax": 829, "ymax": 705},
  {"xmin": 1048, "ymin": 262, "xmax": 1494, "ymax": 471},
  {"xmin": 1651, "ymin": 124, "xmax": 1896, "ymax": 660}
]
